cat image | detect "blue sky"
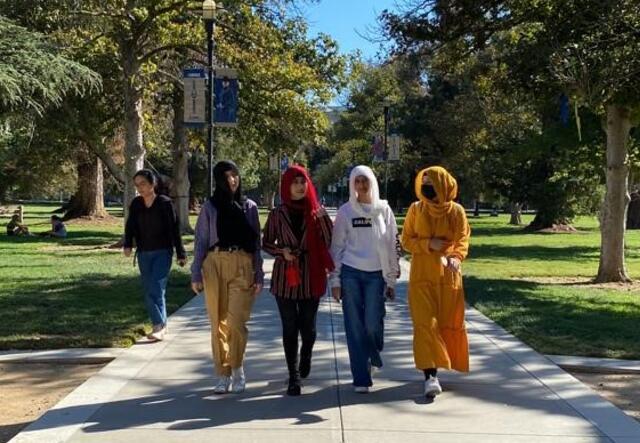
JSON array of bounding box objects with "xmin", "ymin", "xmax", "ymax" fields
[{"xmin": 302, "ymin": 0, "xmax": 399, "ymax": 60}]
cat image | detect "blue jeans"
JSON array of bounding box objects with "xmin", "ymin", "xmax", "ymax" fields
[
  {"xmin": 137, "ymin": 249, "xmax": 173, "ymax": 327},
  {"xmin": 340, "ymin": 264, "xmax": 386, "ymax": 387}
]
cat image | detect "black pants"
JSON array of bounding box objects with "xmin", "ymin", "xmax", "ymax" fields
[{"xmin": 275, "ymin": 296, "xmax": 320, "ymax": 376}]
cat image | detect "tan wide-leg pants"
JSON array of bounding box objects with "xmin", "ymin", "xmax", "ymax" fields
[{"xmin": 202, "ymin": 250, "xmax": 255, "ymax": 376}]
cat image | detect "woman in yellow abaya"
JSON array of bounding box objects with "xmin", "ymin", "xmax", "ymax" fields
[{"xmin": 401, "ymin": 166, "xmax": 470, "ymax": 398}]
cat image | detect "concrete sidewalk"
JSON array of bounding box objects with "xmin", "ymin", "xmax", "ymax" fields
[{"xmin": 10, "ymin": 258, "xmax": 640, "ymax": 443}]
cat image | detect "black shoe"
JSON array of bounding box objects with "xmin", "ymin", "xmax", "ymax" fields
[
  {"xmin": 287, "ymin": 376, "xmax": 301, "ymax": 396},
  {"xmin": 299, "ymin": 354, "xmax": 311, "ymax": 379}
]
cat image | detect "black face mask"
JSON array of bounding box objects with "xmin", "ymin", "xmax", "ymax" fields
[{"xmin": 421, "ymin": 184, "xmax": 437, "ymax": 201}]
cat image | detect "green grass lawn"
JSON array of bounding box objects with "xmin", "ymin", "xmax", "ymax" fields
[
  {"xmin": 463, "ymin": 214, "xmax": 640, "ymax": 359},
  {"xmin": 0, "ymin": 204, "xmax": 196, "ymax": 349},
  {"xmin": 2, "ymin": 205, "xmax": 640, "ymax": 358},
  {"xmin": 0, "ymin": 204, "xmax": 270, "ymax": 350}
]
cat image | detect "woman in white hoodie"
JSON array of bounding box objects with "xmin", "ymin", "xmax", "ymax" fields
[{"xmin": 330, "ymin": 165, "xmax": 399, "ymax": 393}]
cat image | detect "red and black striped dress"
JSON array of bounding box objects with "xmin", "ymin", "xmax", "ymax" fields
[{"xmin": 262, "ymin": 206, "xmax": 333, "ymax": 299}]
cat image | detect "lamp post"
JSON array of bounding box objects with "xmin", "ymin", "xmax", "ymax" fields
[
  {"xmin": 203, "ymin": 0, "xmax": 216, "ymax": 197},
  {"xmin": 383, "ymin": 99, "xmax": 391, "ymax": 199}
]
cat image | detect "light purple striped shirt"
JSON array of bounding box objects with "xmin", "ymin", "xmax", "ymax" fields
[{"xmin": 190, "ymin": 199, "xmax": 264, "ymax": 285}]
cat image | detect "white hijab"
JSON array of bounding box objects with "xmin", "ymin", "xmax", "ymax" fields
[{"xmin": 348, "ymin": 166, "xmax": 394, "ymax": 282}]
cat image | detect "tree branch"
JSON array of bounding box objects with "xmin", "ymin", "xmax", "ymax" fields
[
  {"xmin": 138, "ymin": 43, "xmax": 202, "ymax": 64},
  {"xmin": 70, "ymin": 9, "xmax": 130, "ymax": 22},
  {"xmin": 79, "ymin": 131, "xmax": 126, "ymax": 184}
]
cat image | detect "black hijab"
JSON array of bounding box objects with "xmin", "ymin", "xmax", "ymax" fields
[
  {"xmin": 210, "ymin": 160, "xmax": 257, "ymax": 251},
  {"xmin": 211, "ymin": 160, "xmax": 243, "ymax": 208}
]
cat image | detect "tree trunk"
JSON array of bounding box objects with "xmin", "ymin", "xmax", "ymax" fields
[
  {"xmin": 264, "ymin": 190, "xmax": 276, "ymax": 209},
  {"xmin": 171, "ymin": 85, "xmax": 194, "ymax": 234},
  {"xmin": 509, "ymin": 202, "xmax": 522, "ymax": 225},
  {"xmin": 64, "ymin": 149, "xmax": 107, "ymax": 220},
  {"xmin": 122, "ymin": 53, "xmax": 145, "ymax": 222},
  {"xmin": 524, "ymin": 213, "xmax": 569, "ymax": 231},
  {"xmin": 596, "ymin": 104, "xmax": 632, "ymax": 283}
]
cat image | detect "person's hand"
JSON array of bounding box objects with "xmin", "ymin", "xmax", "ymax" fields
[
  {"xmin": 123, "ymin": 247, "xmax": 132, "ymax": 257},
  {"xmin": 385, "ymin": 287, "xmax": 395, "ymax": 301},
  {"xmin": 191, "ymin": 281, "xmax": 204, "ymax": 294},
  {"xmin": 177, "ymin": 257, "xmax": 187, "ymax": 267},
  {"xmin": 282, "ymin": 247, "xmax": 296, "ymax": 262},
  {"xmin": 252, "ymin": 283, "xmax": 263, "ymax": 297},
  {"xmin": 331, "ymin": 286, "xmax": 341, "ymax": 302},
  {"xmin": 446, "ymin": 257, "xmax": 461, "ymax": 273},
  {"xmin": 429, "ymin": 237, "xmax": 450, "ymax": 252}
]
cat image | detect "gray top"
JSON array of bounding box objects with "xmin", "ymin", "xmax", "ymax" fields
[{"xmin": 190, "ymin": 198, "xmax": 264, "ymax": 285}]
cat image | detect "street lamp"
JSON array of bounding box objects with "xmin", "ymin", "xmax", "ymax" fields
[
  {"xmin": 383, "ymin": 98, "xmax": 391, "ymax": 199},
  {"xmin": 203, "ymin": 0, "xmax": 216, "ymax": 197}
]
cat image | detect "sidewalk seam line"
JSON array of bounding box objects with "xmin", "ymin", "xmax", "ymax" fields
[{"xmin": 328, "ymin": 296, "xmax": 346, "ymax": 443}]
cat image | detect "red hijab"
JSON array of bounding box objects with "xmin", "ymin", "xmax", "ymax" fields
[{"xmin": 281, "ymin": 165, "xmax": 334, "ymax": 297}]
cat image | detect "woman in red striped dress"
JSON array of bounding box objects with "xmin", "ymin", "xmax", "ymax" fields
[{"xmin": 262, "ymin": 165, "xmax": 334, "ymax": 396}]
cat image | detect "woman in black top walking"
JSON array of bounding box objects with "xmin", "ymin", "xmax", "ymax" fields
[{"xmin": 124, "ymin": 169, "xmax": 186, "ymax": 341}]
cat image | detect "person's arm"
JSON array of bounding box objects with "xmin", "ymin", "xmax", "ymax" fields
[
  {"xmin": 329, "ymin": 207, "xmax": 348, "ymax": 289},
  {"xmin": 249, "ymin": 204, "xmax": 264, "ymax": 286},
  {"xmin": 317, "ymin": 208, "xmax": 333, "ymax": 247},
  {"xmin": 401, "ymin": 203, "xmax": 433, "ymax": 255},
  {"xmin": 261, "ymin": 209, "xmax": 282, "ymax": 257},
  {"xmin": 190, "ymin": 204, "xmax": 211, "ymax": 284},
  {"xmin": 384, "ymin": 206, "xmax": 400, "ymax": 289},
  {"xmin": 124, "ymin": 201, "xmax": 137, "ymax": 249},
  {"xmin": 447, "ymin": 206, "xmax": 471, "ymax": 263},
  {"xmin": 167, "ymin": 201, "xmax": 186, "ymax": 260}
]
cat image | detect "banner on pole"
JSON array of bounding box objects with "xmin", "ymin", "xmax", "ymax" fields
[
  {"xmin": 214, "ymin": 68, "xmax": 239, "ymax": 127},
  {"xmin": 280, "ymin": 154, "xmax": 289, "ymax": 171},
  {"xmin": 182, "ymin": 68, "xmax": 206, "ymax": 127},
  {"xmin": 371, "ymin": 134, "xmax": 384, "ymax": 163},
  {"xmin": 388, "ymin": 134, "xmax": 401, "ymax": 161}
]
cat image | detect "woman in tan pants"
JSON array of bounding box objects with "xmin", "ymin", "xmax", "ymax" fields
[{"xmin": 191, "ymin": 160, "xmax": 263, "ymax": 394}]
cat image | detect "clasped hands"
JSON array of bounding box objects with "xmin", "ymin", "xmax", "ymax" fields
[{"xmin": 429, "ymin": 237, "xmax": 461, "ymax": 273}]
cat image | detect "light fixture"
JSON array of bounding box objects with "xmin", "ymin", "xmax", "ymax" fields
[{"xmin": 202, "ymin": 0, "xmax": 216, "ymax": 20}]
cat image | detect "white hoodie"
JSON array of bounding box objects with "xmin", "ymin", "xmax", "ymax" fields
[{"xmin": 330, "ymin": 165, "xmax": 400, "ymax": 289}]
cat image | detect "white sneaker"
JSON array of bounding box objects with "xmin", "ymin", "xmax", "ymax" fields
[
  {"xmin": 424, "ymin": 376, "xmax": 442, "ymax": 398},
  {"xmin": 354, "ymin": 386, "xmax": 369, "ymax": 393},
  {"xmin": 147, "ymin": 325, "xmax": 166, "ymax": 341},
  {"xmin": 231, "ymin": 367, "xmax": 246, "ymax": 393},
  {"xmin": 214, "ymin": 375, "xmax": 231, "ymax": 394},
  {"xmin": 150, "ymin": 327, "xmax": 166, "ymax": 341}
]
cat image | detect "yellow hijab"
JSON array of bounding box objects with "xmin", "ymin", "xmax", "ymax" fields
[{"xmin": 414, "ymin": 166, "xmax": 458, "ymax": 218}]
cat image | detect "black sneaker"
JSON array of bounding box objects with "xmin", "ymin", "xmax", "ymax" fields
[
  {"xmin": 299, "ymin": 354, "xmax": 311, "ymax": 379},
  {"xmin": 287, "ymin": 376, "xmax": 301, "ymax": 396}
]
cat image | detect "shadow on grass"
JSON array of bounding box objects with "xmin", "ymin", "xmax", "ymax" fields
[
  {"xmin": 470, "ymin": 225, "xmax": 533, "ymax": 237},
  {"xmin": 468, "ymin": 244, "xmax": 599, "ymax": 261},
  {"xmin": 0, "ymin": 271, "xmax": 193, "ymax": 350},
  {"xmin": 471, "ymin": 223, "xmax": 603, "ymax": 237},
  {"xmin": 464, "ymin": 275, "xmax": 640, "ymax": 359},
  {"xmin": 0, "ymin": 230, "xmax": 122, "ymax": 247}
]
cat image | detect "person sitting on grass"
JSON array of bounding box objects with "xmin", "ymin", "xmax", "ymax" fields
[
  {"xmin": 38, "ymin": 215, "xmax": 67, "ymax": 238},
  {"xmin": 6, "ymin": 214, "xmax": 31, "ymax": 236}
]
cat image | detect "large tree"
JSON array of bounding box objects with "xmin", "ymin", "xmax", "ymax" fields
[
  {"xmin": 0, "ymin": 15, "xmax": 99, "ymax": 116},
  {"xmin": 3, "ymin": 1, "xmax": 347, "ymax": 220},
  {"xmin": 0, "ymin": 14, "xmax": 100, "ymax": 203},
  {"xmin": 382, "ymin": 0, "xmax": 640, "ymax": 282}
]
